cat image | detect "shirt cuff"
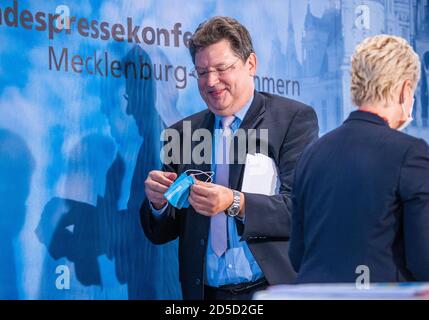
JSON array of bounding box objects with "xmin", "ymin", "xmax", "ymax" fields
[{"xmin": 149, "ymin": 202, "xmax": 168, "ymax": 216}]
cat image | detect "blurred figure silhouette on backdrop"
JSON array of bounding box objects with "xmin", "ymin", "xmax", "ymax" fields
[
  {"xmin": 36, "ymin": 44, "xmax": 182, "ymax": 299},
  {"xmin": 36, "ymin": 134, "xmax": 118, "ymax": 299},
  {"xmin": 98, "ymin": 44, "xmax": 181, "ymax": 299},
  {"xmin": 0, "ymin": 129, "xmax": 34, "ymax": 299}
]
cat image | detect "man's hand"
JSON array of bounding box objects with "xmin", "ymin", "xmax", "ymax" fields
[
  {"xmin": 144, "ymin": 170, "xmax": 177, "ymax": 210},
  {"xmin": 189, "ymin": 180, "xmax": 245, "ymax": 218}
]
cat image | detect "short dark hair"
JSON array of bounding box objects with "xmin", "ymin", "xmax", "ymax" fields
[{"xmin": 189, "ymin": 16, "xmax": 255, "ymax": 64}]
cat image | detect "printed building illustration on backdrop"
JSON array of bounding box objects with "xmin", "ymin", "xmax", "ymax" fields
[{"xmin": 268, "ymin": 0, "xmax": 429, "ymax": 136}]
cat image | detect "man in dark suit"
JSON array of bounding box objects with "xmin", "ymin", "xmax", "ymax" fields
[
  {"xmin": 289, "ymin": 35, "xmax": 429, "ymax": 284},
  {"xmin": 140, "ymin": 16, "xmax": 318, "ymax": 300}
]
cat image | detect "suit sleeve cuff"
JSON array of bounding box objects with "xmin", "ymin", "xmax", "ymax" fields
[{"xmin": 235, "ymin": 212, "xmax": 245, "ymax": 222}]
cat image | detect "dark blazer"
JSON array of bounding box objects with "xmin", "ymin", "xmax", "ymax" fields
[
  {"xmin": 140, "ymin": 91, "xmax": 319, "ymax": 299},
  {"xmin": 290, "ymin": 110, "xmax": 429, "ymax": 284}
]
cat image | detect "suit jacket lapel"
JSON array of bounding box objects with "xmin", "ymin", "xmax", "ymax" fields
[
  {"xmin": 186, "ymin": 110, "xmax": 214, "ymax": 172},
  {"xmin": 189, "ymin": 110, "xmax": 214, "ymax": 174},
  {"xmin": 188, "ymin": 110, "xmax": 214, "ymax": 233},
  {"xmin": 229, "ymin": 92, "xmax": 266, "ymax": 190}
]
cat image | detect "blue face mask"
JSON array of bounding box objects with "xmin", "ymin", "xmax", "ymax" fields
[{"xmin": 164, "ymin": 170, "xmax": 214, "ymax": 209}]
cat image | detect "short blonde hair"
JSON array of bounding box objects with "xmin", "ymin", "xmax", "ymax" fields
[{"xmin": 350, "ymin": 34, "xmax": 420, "ymax": 107}]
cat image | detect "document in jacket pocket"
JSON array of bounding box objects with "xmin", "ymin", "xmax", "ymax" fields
[{"xmin": 241, "ymin": 153, "xmax": 280, "ymax": 195}]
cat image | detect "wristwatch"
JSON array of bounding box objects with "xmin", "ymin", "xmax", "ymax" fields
[{"xmin": 225, "ymin": 190, "xmax": 241, "ymax": 217}]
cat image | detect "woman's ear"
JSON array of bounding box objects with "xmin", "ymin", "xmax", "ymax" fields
[{"xmin": 401, "ymin": 80, "xmax": 414, "ymax": 103}]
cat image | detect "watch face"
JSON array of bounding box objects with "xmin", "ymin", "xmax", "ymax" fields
[
  {"xmin": 228, "ymin": 208, "xmax": 239, "ymax": 217},
  {"xmin": 229, "ymin": 205, "xmax": 237, "ymax": 214}
]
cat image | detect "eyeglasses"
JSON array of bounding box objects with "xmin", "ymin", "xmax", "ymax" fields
[{"xmin": 190, "ymin": 58, "xmax": 241, "ymax": 79}]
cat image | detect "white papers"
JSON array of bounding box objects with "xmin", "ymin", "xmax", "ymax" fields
[
  {"xmin": 241, "ymin": 153, "xmax": 280, "ymax": 195},
  {"xmin": 252, "ymin": 283, "xmax": 429, "ymax": 300}
]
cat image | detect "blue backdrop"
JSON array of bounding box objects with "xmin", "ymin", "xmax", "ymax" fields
[{"xmin": 0, "ymin": 0, "xmax": 428, "ymax": 299}]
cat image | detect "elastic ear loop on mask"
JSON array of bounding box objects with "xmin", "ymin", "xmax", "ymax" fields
[{"xmin": 184, "ymin": 169, "xmax": 215, "ymax": 183}]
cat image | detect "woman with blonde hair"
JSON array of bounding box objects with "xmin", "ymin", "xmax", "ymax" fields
[{"xmin": 290, "ymin": 35, "xmax": 429, "ymax": 283}]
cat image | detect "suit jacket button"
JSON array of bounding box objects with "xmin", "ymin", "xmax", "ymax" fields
[
  {"xmin": 195, "ymin": 278, "xmax": 201, "ymax": 286},
  {"xmin": 200, "ymin": 238, "xmax": 205, "ymax": 246}
]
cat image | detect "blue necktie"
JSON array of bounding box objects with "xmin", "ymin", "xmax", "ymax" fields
[{"xmin": 211, "ymin": 116, "xmax": 235, "ymax": 257}]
